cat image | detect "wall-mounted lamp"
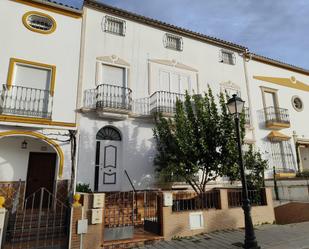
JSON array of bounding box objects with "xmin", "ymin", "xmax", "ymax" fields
[{"xmin": 21, "ymin": 140, "xmax": 28, "ymax": 149}]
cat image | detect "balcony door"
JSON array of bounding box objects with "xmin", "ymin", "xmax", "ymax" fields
[
  {"xmin": 100, "ymin": 64, "xmax": 127, "ymax": 108},
  {"xmin": 95, "ymin": 126, "xmax": 123, "ymax": 192},
  {"xmin": 4, "ymin": 59, "xmax": 53, "ymax": 118},
  {"xmin": 159, "ymin": 70, "xmax": 191, "ymax": 94},
  {"xmin": 263, "ymin": 90, "xmax": 279, "ymax": 122}
]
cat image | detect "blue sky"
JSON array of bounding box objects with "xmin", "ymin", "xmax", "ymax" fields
[{"xmin": 94, "ymin": 0, "xmax": 309, "ymax": 69}]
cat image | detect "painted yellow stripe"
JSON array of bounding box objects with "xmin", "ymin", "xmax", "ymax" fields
[
  {"xmin": 0, "ymin": 115, "xmax": 76, "ymax": 127},
  {"xmin": 254, "ymin": 76, "xmax": 309, "ymax": 92}
]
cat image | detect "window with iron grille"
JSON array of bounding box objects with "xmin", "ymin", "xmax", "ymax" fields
[
  {"xmin": 164, "ymin": 33, "xmax": 183, "ymax": 51},
  {"xmin": 220, "ymin": 50, "xmax": 236, "ymax": 65},
  {"xmin": 103, "ymin": 16, "xmax": 126, "ymax": 36}
]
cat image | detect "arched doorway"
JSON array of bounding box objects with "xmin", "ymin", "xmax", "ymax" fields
[
  {"xmin": 0, "ymin": 135, "xmax": 57, "ymax": 207},
  {"xmin": 94, "ymin": 126, "xmax": 122, "ymax": 192},
  {"xmin": 0, "ymin": 131, "xmax": 64, "ymax": 207}
]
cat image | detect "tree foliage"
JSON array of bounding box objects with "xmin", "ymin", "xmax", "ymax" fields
[{"xmin": 153, "ymin": 86, "xmax": 267, "ymax": 194}]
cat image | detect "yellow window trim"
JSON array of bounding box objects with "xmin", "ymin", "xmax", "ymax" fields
[
  {"xmin": 0, "ymin": 130, "xmax": 64, "ymax": 178},
  {"xmin": 12, "ymin": 0, "xmax": 82, "ymax": 19},
  {"xmin": 0, "ymin": 114, "xmax": 76, "ymax": 127},
  {"xmin": 22, "ymin": 11, "xmax": 57, "ymax": 35},
  {"xmin": 7, "ymin": 58, "xmax": 56, "ymax": 96}
]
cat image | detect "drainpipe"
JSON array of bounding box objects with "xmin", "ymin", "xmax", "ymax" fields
[{"xmin": 242, "ymin": 50, "xmax": 256, "ymax": 142}]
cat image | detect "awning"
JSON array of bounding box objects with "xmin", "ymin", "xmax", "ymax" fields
[{"xmin": 267, "ymin": 131, "xmax": 290, "ymax": 141}]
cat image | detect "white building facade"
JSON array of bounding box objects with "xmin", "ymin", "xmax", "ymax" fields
[
  {"xmin": 0, "ymin": 0, "xmax": 82, "ymax": 203},
  {"xmin": 245, "ymin": 54, "xmax": 309, "ymax": 178},
  {"xmin": 76, "ymin": 1, "xmax": 255, "ymax": 192}
]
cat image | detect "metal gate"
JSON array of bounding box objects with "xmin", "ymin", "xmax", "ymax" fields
[
  {"xmin": 103, "ymin": 190, "xmax": 162, "ymax": 241},
  {"xmin": 104, "ymin": 191, "xmax": 135, "ymax": 241},
  {"xmin": 3, "ymin": 187, "xmax": 69, "ymax": 249},
  {"xmin": 143, "ymin": 191, "xmax": 162, "ymax": 235}
]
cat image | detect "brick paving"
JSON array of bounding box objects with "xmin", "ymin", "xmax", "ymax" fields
[{"xmin": 136, "ymin": 222, "xmax": 309, "ymax": 249}]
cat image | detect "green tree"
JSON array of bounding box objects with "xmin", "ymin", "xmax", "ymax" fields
[
  {"xmin": 154, "ymin": 87, "xmax": 241, "ymax": 194},
  {"xmin": 153, "ymin": 87, "xmax": 267, "ymax": 194}
]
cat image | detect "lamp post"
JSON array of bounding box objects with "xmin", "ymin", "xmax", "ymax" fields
[{"xmin": 226, "ymin": 94, "xmax": 260, "ymax": 249}]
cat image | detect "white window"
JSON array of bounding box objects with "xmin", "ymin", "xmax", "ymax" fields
[
  {"xmin": 220, "ymin": 50, "xmax": 236, "ymax": 65},
  {"xmin": 101, "ymin": 64, "xmax": 126, "ymax": 88},
  {"xmin": 103, "ymin": 16, "xmax": 126, "ymax": 36},
  {"xmin": 14, "ymin": 64, "xmax": 51, "ymax": 90},
  {"xmin": 164, "ymin": 33, "xmax": 183, "ymax": 51},
  {"xmin": 159, "ymin": 70, "xmax": 192, "ymax": 94}
]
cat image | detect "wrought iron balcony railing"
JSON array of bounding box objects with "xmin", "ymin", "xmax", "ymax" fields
[
  {"xmin": 149, "ymin": 91, "xmax": 185, "ymax": 114},
  {"xmin": 264, "ymin": 106, "xmax": 290, "ymax": 127},
  {"xmin": 0, "ymin": 84, "xmax": 53, "ymax": 119},
  {"xmin": 83, "ymin": 84, "xmax": 132, "ymax": 111}
]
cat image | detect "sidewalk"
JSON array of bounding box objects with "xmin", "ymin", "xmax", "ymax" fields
[{"xmin": 137, "ymin": 222, "xmax": 309, "ymax": 249}]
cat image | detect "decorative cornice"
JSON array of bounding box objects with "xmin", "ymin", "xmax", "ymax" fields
[
  {"xmin": 149, "ymin": 59, "xmax": 198, "ymax": 72},
  {"xmin": 254, "ymin": 75, "xmax": 309, "ymax": 92},
  {"xmin": 96, "ymin": 55, "xmax": 130, "ymax": 67},
  {"xmin": 220, "ymin": 81, "xmax": 240, "ymax": 91}
]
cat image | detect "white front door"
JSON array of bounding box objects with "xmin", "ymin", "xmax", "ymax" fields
[{"xmin": 98, "ymin": 140, "xmax": 122, "ymax": 192}]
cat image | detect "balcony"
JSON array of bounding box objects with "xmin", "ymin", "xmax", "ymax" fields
[
  {"xmin": 264, "ymin": 106, "xmax": 290, "ymax": 129},
  {"xmin": 83, "ymin": 84, "xmax": 132, "ymax": 118},
  {"xmin": 149, "ymin": 91, "xmax": 185, "ymax": 116},
  {"xmin": 0, "ymin": 84, "xmax": 53, "ymax": 119}
]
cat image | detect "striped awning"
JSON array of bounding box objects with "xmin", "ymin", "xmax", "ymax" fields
[{"xmin": 267, "ymin": 131, "xmax": 290, "ymax": 141}]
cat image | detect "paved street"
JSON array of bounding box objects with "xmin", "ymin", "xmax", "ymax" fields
[{"xmin": 138, "ymin": 222, "xmax": 309, "ymax": 249}]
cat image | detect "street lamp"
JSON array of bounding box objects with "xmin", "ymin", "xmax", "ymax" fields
[{"xmin": 226, "ymin": 94, "xmax": 260, "ymax": 249}]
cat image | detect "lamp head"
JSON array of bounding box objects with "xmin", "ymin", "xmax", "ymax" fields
[{"xmin": 226, "ymin": 94, "xmax": 245, "ymax": 115}]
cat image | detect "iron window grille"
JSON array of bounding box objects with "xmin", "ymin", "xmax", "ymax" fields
[
  {"xmin": 163, "ymin": 33, "xmax": 183, "ymax": 51},
  {"xmin": 103, "ymin": 15, "xmax": 126, "ymax": 36},
  {"xmin": 220, "ymin": 49, "xmax": 236, "ymax": 65},
  {"xmin": 27, "ymin": 14, "xmax": 53, "ymax": 31}
]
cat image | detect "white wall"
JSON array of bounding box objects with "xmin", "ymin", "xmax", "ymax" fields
[
  {"xmin": 77, "ymin": 115, "xmax": 156, "ymax": 191},
  {"xmin": 81, "ymin": 7, "xmax": 248, "ymax": 101},
  {"xmin": 0, "ymin": 1, "xmax": 81, "ymax": 124},
  {"xmin": 77, "ymin": 7, "xmax": 254, "ymax": 190},
  {"xmin": 246, "ymin": 58, "xmax": 309, "ymax": 176}
]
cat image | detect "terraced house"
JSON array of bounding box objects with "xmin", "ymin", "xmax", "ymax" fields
[
  {"xmin": 0, "ymin": 0, "xmax": 309, "ymax": 248},
  {"xmin": 0, "ymin": 0, "xmax": 83, "ymax": 248},
  {"xmin": 76, "ymin": 0, "xmax": 255, "ymax": 192}
]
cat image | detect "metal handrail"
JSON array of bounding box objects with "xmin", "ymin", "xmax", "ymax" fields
[
  {"xmin": 150, "ymin": 90, "xmax": 185, "ymax": 114},
  {"xmin": 264, "ymin": 106, "xmax": 290, "ymax": 124},
  {"xmin": 83, "ymin": 83, "xmax": 132, "ymax": 110},
  {"xmin": 0, "ymin": 84, "xmax": 53, "ymax": 119}
]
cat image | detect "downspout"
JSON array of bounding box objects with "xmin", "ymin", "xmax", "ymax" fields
[
  {"xmin": 242, "ymin": 49, "xmax": 256, "ymax": 142},
  {"xmin": 72, "ymin": 6, "xmax": 88, "ymax": 194}
]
